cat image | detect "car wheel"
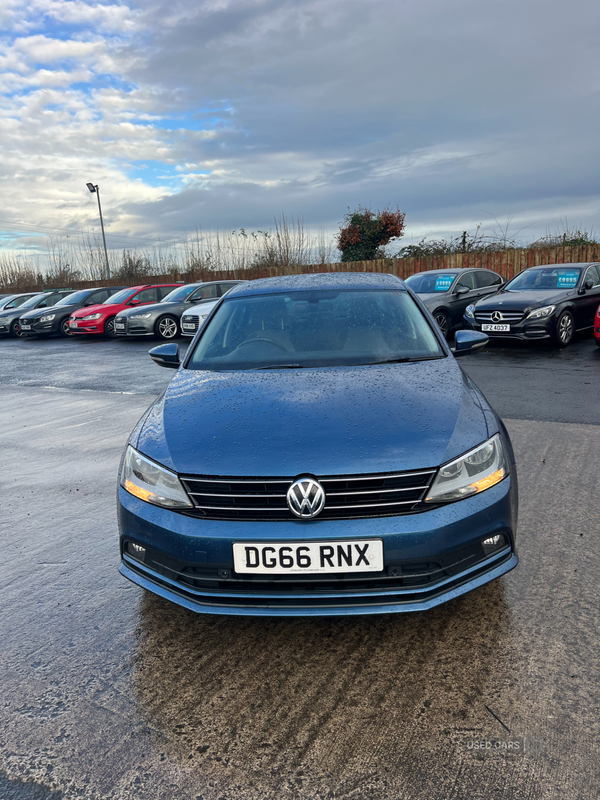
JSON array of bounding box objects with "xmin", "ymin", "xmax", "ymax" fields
[
  {"xmin": 555, "ymin": 311, "xmax": 574, "ymax": 347},
  {"xmin": 434, "ymin": 310, "xmax": 450, "ymax": 339},
  {"xmin": 156, "ymin": 315, "xmax": 179, "ymax": 340},
  {"xmin": 10, "ymin": 319, "xmax": 23, "ymax": 338},
  {"xmin": 104, "ymin": 316, "xmax": 117, "ymax": 337},
  {"xmin": 59, "ymin": 317, "xmax": 73, "ymax": 337}
]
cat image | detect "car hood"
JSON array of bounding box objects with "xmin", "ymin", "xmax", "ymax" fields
[
  {"xmin": 72, "ymin": 303, "xmax": 119, "ymax": 318},
  {"xmin": 181, "ymin": 300, "xmax": 219, "ymax": 318},
  {"xmin": 135, "ymin": 359, "xmax": 494, "ymax": 476},
  {"xmin": 474, "ymin": 290, "xmax": 572, "ymax": 312},
  {"xmin": 21, "ymin": 303, "xmax": 76, "ymax": 320}
]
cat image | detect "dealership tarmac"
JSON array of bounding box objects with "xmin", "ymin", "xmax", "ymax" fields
[{"xmin": 1, "ymin": 336, "xmax": 600, "ymax": 799}]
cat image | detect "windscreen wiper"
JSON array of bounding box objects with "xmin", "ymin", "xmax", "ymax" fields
[
  {"xmin": 364, "ymin": 356, "xmax": 442, "ymax": 365},
  {"xmin": 254, "ymin": 364, "xmax": 304, "ymax": 370}
]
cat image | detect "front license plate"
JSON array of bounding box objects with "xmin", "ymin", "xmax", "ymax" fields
[
  {"xmin": 20, "ymin": 324, "xmax": 31, "ymax": 330},
  {"xmin": 115, "ymin": 323, "xmax": 125, "ymax": 329},
  {"xmin": 482, "ymin": 323, "xmax": 510, "ymax": 332},
  {"xmin": 69, "ymin": 321, "xmax": 78, "ymax": 328},
  {"xmin": 233, "ymin": 539, "xmax": 384, "ymax": 575},
  {"xmin": 182, "ymin": 322, "xmax": 195, "ymax": 329}
]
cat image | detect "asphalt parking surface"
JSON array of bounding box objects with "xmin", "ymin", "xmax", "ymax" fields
[{"xmin": 1, "ymin": 332, "xmax": 600, "ymax": 800}]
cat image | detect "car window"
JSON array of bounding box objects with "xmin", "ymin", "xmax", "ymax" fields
[
  {"xmin": 475, "ymin": 271, "xmax": 502, "ymax": 288},
  {"xmin": 161, "ymin": 285, "xmax": 196, "ymax": 303},
  {"xmin": 404, "ymin": 272, "xmax": 457, "ymax": 293},
  {"xmin": 187, "ymin": 289, "xmax": 445, "ymax": 371},
  {"xmin": 134, "ymin": 288, "xmax": 159, "ymax": 303},
  {"xmin": 105, "ymin": 288, "xmax": 136, "ymax": 304},
  {"xmin": 584, "ymin": 265, "xmax": 600, "ymax": 287},
  {"xmin": 55, "ymin": 290, "xmax": 91, "ymax": 306},
  {"xmin": 17, "ymin": 294, "xmax": 44, "ymax": 309},
  {"xmin": 37, "ymin": 294, "xmax": 61, "ymax": 308},
  {"xmin": 505, "ymin": 267, "xmax": 583, "ymax": 291},
  {"xmin": 157, "ymin": 286, "xmax": 179, "ymax": 300},
  {"xmin": 454, "ymin": 273, "xmax": 476, "ymax": 291},
  {"xmin": 217, "ymin": 282, "xmax": 241, "ymax": 295},
  {"xmin": 189, "ymin": 284, "xmax": 220, "ymax": 302},
  {"xmin": 88, "ymin": 289, "xmax": 111, "ymax": 304}
]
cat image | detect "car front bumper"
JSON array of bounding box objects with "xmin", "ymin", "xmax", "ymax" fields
[
  {"xmin": 114, "ymin": 317, "xmax": 154, "ymax": 336},
  {"xmin": 118, "ymin": 475, "xmax": 518, "ymax": 616},
  {"xmin": 464, "ymin": 315, "xmax": 555, "ymax": 340},
  {"xmin": 69, "ymin": 319, "xmax": 104, "ymax": 333},
  {"xmin": 19, "ymin": 319, "xmax": 59, "ymax": 336}
]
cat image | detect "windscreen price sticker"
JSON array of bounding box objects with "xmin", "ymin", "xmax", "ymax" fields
[
  {"xmin": 557, "ymin": 271, "xmax": 579, "ymax": 288},
  {"xmin": 233, "ymin": 539, "xmax": 384, "ymax": 575},
  {"xmin": 435, "ymin": 275, "xmax": 454, "ymax": 291}
]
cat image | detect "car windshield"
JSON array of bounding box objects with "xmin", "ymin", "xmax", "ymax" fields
[
  {"xmin": 504, "ymin": 267, "xmax": 583, "ymax": 292},
  {"xmin": 104, "ymin": 288, "xmax": 136, "ymax": 304},
  {"xmin": 186, "ymin": 289, "xmax": 445, "ymax": 371},
  {"xmin": 55, "ymin": 290, "xmax": 88, "ymax": 306},
  {"xmin": 160, "ymin": 285, "xmax": 195, "ymax": 303},
  {"xmin": 19, "ymin": 294, "xmax": 45, "ymax": 309},
  {"xmin": 405, "ymin": 272, "xmax": 457, "ymax": 293}
]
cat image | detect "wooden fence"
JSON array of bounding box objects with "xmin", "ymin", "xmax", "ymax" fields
[{"xmin": 6, "ymin": 243, "xmax": 600, "ymax": 293}]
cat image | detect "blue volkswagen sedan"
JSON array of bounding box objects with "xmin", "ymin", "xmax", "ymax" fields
[{"xmin": 118, "ymin": 273, "xmax": 518, "ymax": 616}]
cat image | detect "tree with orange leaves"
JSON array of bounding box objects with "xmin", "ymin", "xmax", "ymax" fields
[{"xmin": 337, "ymin": 206, "xmax": 406, "ymax": 262}]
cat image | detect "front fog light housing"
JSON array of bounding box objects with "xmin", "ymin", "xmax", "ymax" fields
[
  {"xmin": 482, "ymin": 534, "xmax": 506, "ymax": 555},
  {"xmin": 526, "ymin": 305, "xmax": 555, "ymax": 320},
  {"xmin": 425, "ymin": 434, "xmax": 508, "ymax": 504},
  {"xmin": 465, "ymin": 304, "xmax": 475, "ymax": 319},
  {"xmin": 120, "ymin": 445, "xmax": 192, "ymax": 509},
  {"xmin": 40, "ymin": 314, "xmax": 55, "ymax": 322}
]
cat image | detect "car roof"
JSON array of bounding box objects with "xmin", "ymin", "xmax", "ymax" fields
[
  {"xmin": 409, "ymin": 267, "xmax": 492, "ymax": 276},
  {"xmin": 518, "ymin": 262, "xmax": 597, "ymax": 270},
  {"xmin": 226, "ymin": 272, "xmax": 403, "ymax": 298}
]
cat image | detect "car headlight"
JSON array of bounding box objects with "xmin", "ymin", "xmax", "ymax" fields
[
  {"xmin": 120, "ymin": 445, "xmax": 192, "ymax": 509},
  {"xmin": 465, "ymin": 304, "xmax": 475, "ymax": 319},
  {"xmin": 81, "ymin": 313, "xmax": 103, "ymax": 320},
  {"xmin": 131, "ymin": 312, "xmax": 152, "ymax": 319},
  {"xmin": 526, "ymin": 305, "xmax": 555, "ymax": 320},
  {"xmin": 39, "ymin": 314, "xmax": 55, "ymax": 322},
  {"xmin": 425, "ymin": 434, "xmax": 508, "ymax": 504},
  {"xmin": 199, "ymin": 313, "xmax": 209, "ymax": 322}
]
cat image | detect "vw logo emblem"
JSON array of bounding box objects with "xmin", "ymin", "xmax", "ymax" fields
[
  {"xmin": 287, "ymin": 477, "xmax": 326, "ymax": 519},
  {"xmin": 491, "ymin": 311, "xmax": 504, "ymax": 322}
]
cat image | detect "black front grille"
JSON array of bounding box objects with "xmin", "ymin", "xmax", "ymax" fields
[
  {"xmin": 182, "ymin": 315, "xmax": 199, "ymax": 333},
  {"xmin": 180, "ymin": 469, "xmax": 437, "ymax": 520},
  {"xmin": 474, "ymin": 310, "xmax": 524, "ymax": 323}
]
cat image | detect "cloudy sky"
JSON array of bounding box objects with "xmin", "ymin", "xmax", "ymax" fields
[{"xmin": 1, "ymin": 0, "xmax": 599, "ymax": 263}]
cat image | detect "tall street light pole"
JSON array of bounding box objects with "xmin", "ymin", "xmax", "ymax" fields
[{"xmin": 86, "ymin": 182, "xmax": 111, "ymax": 279}]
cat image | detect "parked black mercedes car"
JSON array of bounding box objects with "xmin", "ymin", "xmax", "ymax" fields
[
  {"xmin": 404, "ymin": 267, "xmax": 503, "ymax": 338},
  {"xmin": 0, "ymin": 289, "xmax": 74, "ymax": 337},
  {"xmin": 114, "ymin": 280, "xmax": 245, "ymax": 340},
  {"xmin": 463, "ymin": 262, "xmax": 600, "ymax": 346},
  {"xmin": 19, "ymin": 286, "xmax": 124, "ymax": 338}
]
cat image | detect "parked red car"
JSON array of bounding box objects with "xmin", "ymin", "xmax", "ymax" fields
[
  {"xmin": 595, "ymin": 304, "xmax": 600, "ymax": 348},
  {"xmin": 68, "ymin": 284, "xmax": 183, "ymax": 336}
]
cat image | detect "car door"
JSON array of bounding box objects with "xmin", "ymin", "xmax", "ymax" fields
[
  {"xmin": 448, "ymin": 272, "xmax": 477, "ymax": 326},
  {"xmin": 129, "ymin": 287, "xmax": 159, "ymax": 307},
  {"xmin": 577, "ymin": 265, "xmax": 600, "ymax": 328},
  {"xmin": 188, "ymin": 284, "xmax": 220, "ymax": 305},
  {"xmin": 474, "ymin": 270, "xmax": 503, "ymax": 299}
]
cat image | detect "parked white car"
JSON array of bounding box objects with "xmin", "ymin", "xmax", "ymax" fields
[{"xmin": 180, "ymin": 298, "xmax": 220, "ymax": 337}]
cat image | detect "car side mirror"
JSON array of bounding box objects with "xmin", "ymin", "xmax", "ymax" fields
[
  {"xmin": 452, "ymin": 330, "xmax": 489, "ymax": 357},
  {"xmin": 130, "ymin": 298, "xmax": 141, "ymax": 305},
  {"xmin": 149, "ymin": 343, "xmax": 180, "ymax": 369},
  {"xmin": 455, "ymin": 286, "xmax": 470, "ymax": 295}
]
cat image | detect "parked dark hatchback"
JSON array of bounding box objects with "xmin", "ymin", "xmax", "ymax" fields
[
  {"xmin": 118, "ymin": 272, "xmax": 517, "ymax": 617},
  {"xmin": 0, "ymin": 290, "xmax": 74, "ymax": 337},
  {"xmin": 114, "ymin": 280, "xmax": 245, "ymax": 340},
  {"xmin": 463, "ymin": 263, "xmax": 600, "ymax": 345},
  {"xmin": 405, "ymin": 268, "xmax": 503, "ymax": 338},
  {"xmin": 19, "ymin": 286, "xmax": 124, "ymax": 338}
]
